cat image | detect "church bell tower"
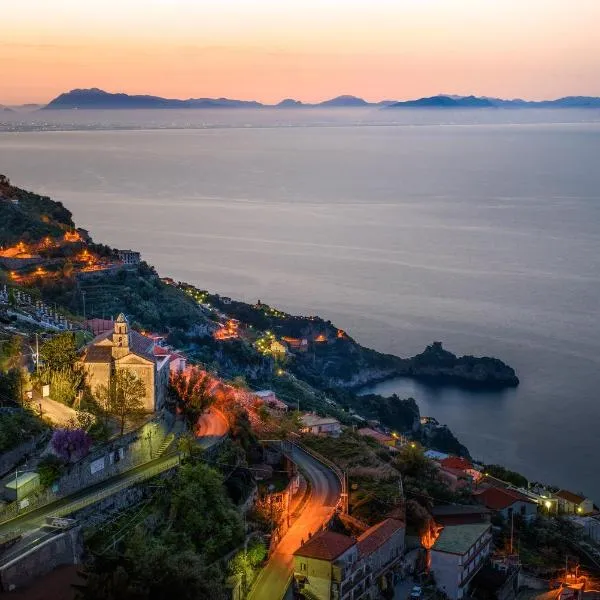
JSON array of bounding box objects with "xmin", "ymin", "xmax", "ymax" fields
[{"xmin": 111, "ymin": 313, "xmax": 130, "ymax": 359}]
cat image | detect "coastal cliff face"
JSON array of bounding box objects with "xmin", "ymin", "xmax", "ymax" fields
[{"xmin": 397, "ymin": 341, "xmax": 520, "ymax": 387}]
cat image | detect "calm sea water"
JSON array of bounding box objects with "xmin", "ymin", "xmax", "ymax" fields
[{"xmin": 1, "ymin": 108, "xmax": 599, "ymax": 500}]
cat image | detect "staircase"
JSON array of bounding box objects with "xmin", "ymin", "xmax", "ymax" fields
[{"xmin": 156, "ymin": 433, "xmax": 175, "ymax": 457}]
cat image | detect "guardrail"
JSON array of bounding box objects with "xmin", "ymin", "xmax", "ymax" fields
[
  {"xmin": 50, "ymin": 454, "xmax": 181, "ymax": 519},
  {"xmin": 290, "ymin": 440, "xmax": 347, "ymax": 513},
  {"xmin": 0, "ymin": 454, "xmax": 181, "ymax": 537}
]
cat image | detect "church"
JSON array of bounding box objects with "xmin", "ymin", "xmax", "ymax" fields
[{"xmin": 81, "ymin": 313, "xmax": 170, "ymax": 412}]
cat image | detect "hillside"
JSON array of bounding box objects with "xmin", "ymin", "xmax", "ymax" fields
[{"xmin": 0, "ymin": 175, "xmax": 74, "ymax": 245}]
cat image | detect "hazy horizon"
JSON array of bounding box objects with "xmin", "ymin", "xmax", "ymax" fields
[
  {"xmin": 6, "ymin": 87, "xmax": 600, "ymax": 108},
  {"xmin": 3, "ymin": 0, "xmax": 600, "ymax": 105}
]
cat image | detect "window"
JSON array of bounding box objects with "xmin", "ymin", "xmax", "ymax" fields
[{"xmin": 300, "ymin": 562, "xmax": 307, "ymax": 572}]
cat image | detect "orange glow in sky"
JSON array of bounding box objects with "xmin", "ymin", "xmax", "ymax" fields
[{"xmin": 2, "ymin": 0, "xmax": 600, "ymax": 104}]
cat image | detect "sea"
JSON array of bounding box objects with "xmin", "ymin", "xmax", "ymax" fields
[{"xmin": 1, "ymin": 107, "xmax": 599, "ymax": 500}]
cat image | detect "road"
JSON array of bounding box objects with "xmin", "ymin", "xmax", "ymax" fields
[
  {"xmin": 248, "ymin": 444, "xmax": 342, "ymax": 600},
  {"xmin": 197, "ymin": 409, "xmax": 229, "ymax": 448},
  {"xmin": 0, "ymin": 410, "xmax": 228, "ymax": 547}
]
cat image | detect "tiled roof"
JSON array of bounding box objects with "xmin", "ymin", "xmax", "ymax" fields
[
  {"xmin": 441, "ymin": 457, "xmax": 473, "ymax": 471},
  {"xmin": 357, "ymin": 428, "xmax": 394, "ymax": 444},
  {"xmin": 87, "ymin": 329, "xmax": 155, "ymax": 362},
  {"xmin": 432, "ymin": 523, "xmax": 490, "ymax": 555},
  {"xmin": 431, "ymin": 505, "xmax": 491, "ymax": 517},
  {"xmin": 442, "ymin": 466, "xmax": 471, "ymax": 478},
  {"xmin": 555, "ymin": 490, "xmax": 587, "ymax": 505},
  {"xmin": 301, "ymin": 414, "xmax": 340, "ymax": 428},
  {"xmin": 294, "ymin": 530, "xmax": 355, "ymax": 561},
  {"xmin": 474, "ymin": 487, "xmax": 534, "ymax": 510},
  {"xmin": 357, "ymin": 518, "xmax": 404, "ymax": 556},
  {"xmin": 83, "ymin": 345, "xmax": 112, "ymax": 363}
]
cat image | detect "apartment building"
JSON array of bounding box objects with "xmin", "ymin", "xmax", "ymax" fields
[
  {"xmin": 294, "ymin": 517, "xmax": 405, "ymax": 600},
  {"xmin": 429, "ymin": 522, "xmax": 492, "ymax": 600}
]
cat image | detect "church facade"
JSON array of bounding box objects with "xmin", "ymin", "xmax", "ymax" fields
[{"xmin": 81, "ymin": 313, "xmax": 169, "ymax": 412}]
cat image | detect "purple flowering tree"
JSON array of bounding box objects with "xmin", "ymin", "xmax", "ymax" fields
[{"xmin": 51, "ymin": 428, "xmax": 92, "ymax": 462}]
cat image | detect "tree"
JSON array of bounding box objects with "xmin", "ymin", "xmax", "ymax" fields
[
  {"xmin": 39, "ymin": 332, "xmax": 78, "ymax": 373},
  {"xmin": 96, "ymin": 369, "xmax": 146, "ymax": 435},
  {"xmin": 167, "ymin": 462, "xmax": 244, "ymax": 561},
  {"xmin": 50, "ymin": 368, "xmax": 83, "ymax": 405},
  {"xmin": 169, "ymin": 368, "xmax": 215, "ymax": 430},
  {"xmin": 0, "ymin": 335, "xmax": 22, "ymax": 371},
  {"xmin": 51, "ymin": 427, "xmax": 92, "ymax": 462}
]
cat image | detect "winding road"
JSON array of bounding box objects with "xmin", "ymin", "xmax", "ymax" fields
[{"xmin": 248, "ymin": 443, "xmax": 342, "ymax": 600}]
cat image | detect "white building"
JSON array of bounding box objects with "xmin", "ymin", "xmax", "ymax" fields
[
  {"xmin": 554, "ymin": 490, "xmax": 595, "ymax": 515},
  {"xmin": 300, "ymin": 413, "xmax": 342, "ymax": 436},
  {"xmin": 430, "ymin": 523, "xmax": 492, "ymax": 600}
]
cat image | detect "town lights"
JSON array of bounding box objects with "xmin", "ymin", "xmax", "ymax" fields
[{"xmin": 544, "ymin": 501, "xmax": 552, "ymax": 509}]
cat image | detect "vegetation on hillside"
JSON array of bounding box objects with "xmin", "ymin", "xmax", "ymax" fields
[
  {"xmin": 82, "ymin": 462, "xmax": 244, "ymax": 600},
  {"xmin": 0, "ymin": 175, "xmax": 74, "ymax": 245}
]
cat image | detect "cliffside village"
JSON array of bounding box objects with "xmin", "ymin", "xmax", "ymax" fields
[{"xmin": 1, "ymin": 291, "xmax": 599, "ymax": 600}]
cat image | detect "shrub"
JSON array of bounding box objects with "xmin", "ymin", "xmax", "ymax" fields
[{"xmin": 51, "ymin": 427, "xmax": 92, "ymax": 462}]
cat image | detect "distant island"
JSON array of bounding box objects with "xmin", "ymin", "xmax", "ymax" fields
[{"xmin": 37, "ymin": 88, "xmax": 600, "ymax": 110}]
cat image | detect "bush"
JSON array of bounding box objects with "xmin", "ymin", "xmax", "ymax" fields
[{"xmin": 37, "ymin": 454, "xmax": 64, "ymax": 487}]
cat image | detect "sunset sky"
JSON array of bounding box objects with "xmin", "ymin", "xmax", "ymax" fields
[{"xmin": 2, "ymin": 0, "xmax": 600, "ymax": 105}]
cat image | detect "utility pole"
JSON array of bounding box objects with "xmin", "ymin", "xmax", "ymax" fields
[
  {"xmin": 14, "ymin": 468, "xmax": 19, "ymax": 513},
  {"xmin": 35, "ymin": 333, "xmax": 39, "ymax": 375},
  {"xmin": 81, "ymin": 290, "xmax": 86, "ymax": 322}
]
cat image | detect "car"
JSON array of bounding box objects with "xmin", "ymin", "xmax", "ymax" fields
[{"xmin": 409, "ymin": 585, "xmax": 423, "ymax": 599}]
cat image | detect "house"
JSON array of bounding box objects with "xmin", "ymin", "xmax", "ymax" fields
[
  {"xmin": 294, "ymin": 530, "xmax": 358, "ymax": 600},
  {"xmin": 254, "ymin": 390, "xmax": 288, "ymax": 412},
  {"xmin": 425, "ymin": 449, "xmax": 450, "ymax": 461},
  {"xmin": 554, "ymin": 490, "xmax": 595, "ymax": 515},
  {"xmin": 294, "ymin": 517, "xmax": 405, "ymax": 600},
  {"xmin": 81, "ymin": 313, "xmax": 169, "ymax": 412},
  {"xmin": 430, "ymin": 523, "xmax": 492, "ymax": 600},
  {"xmin": 438, "ymin": 457, "xmax": 482, "ymax": 491},
  {"xmin": 117, "ymin": 249, "xmax": 141, "ymax": 265},
  {"xmin": 282, "ymin": 336, "xmax": 309, "ymax": 352},
  {"xmin": 300, "ymin": 414, "xmax": 342, "ymax": 436},
  {"xmin": 357, "ymin": 427, "xmax": 397, "ymax": 448},
  {"xmin": 473, "ymin": 487, "xmax": 538, "ymax": 522}
]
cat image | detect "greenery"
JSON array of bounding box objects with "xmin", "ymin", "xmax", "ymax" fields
[
  {"xmin": 0, "ymin": 408, "xmax": 46, "ymax": 452},
  {"xmin": 95, "ymin": 369, "xmax": 146, "ymax": 435},
  {"xmin": 81, "ymin": 462, "xmax": 244, "ymax": 600},
  {"xmin": 36, "ymin": 332, "xmax": 84, "ymax": 405},
  {"xmin": 37, "ymin": 454, "xmax": 64, "ymax": 487},
  {"xmin": 0, "ymin": 174, "xmax": 74, "ymax": 246},
  {"xmin": 483, "ymin": 463, "xmax": 528, "ymax": 488},
  {"xmin": 228, "ymin": 539, "xmax": 268, "ymax": 596},
  {"xmin": 169, "ymin": 368, "xmax": 216, "ymax": 430}
]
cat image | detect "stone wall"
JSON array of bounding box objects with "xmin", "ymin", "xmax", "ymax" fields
[
  {"xmin": 0, "ymin": 527, "xmax": 83, "ymax": 592},
  {"xmin": 0, "ymin": 434, "xmax": 47, "ymax": 479},
  {"xmin": 0, "ymin": 413, "xmax": 174, "ymax": 521}
]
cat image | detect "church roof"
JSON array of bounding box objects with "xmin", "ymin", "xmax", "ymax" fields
[
  {"xmin": 87, "ymin": 329, "xmax": 155, "ymax": 362},
  {"xmin": 83, "ymin": 345, "xmax": 112, "ymax": 363}
]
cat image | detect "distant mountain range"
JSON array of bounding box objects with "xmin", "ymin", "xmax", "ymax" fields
[
  {"xmin": 386, "ymin": 94, "xmax": 600, "ymax": 108},
  {"xmin": 39, "ymin": 88, "xmax": 600, "ymax": 110}
]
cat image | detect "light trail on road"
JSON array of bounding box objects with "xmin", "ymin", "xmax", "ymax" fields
[{"xmin": 248, "ymin": 444, "xmax": 341, "ymax": 600}]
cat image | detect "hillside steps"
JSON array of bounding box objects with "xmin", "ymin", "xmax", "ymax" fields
[{"xmin": 156, "ymin": 433, "xmax": 175, "ymax": 457}]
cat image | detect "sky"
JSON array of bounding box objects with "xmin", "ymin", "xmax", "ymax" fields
[{"xmin": 2, "ymin": 0, "xmax": 600, "ymax": 104}]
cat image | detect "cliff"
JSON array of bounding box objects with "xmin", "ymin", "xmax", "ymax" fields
[{"xmin": 399, "ymin": 341, "xmax": 519, "ymax": 387}]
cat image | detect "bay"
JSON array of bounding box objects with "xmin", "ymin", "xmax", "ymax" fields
[{"xmin": 1, "ymin": 107, "xmax": 599, "ymax": 499}]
